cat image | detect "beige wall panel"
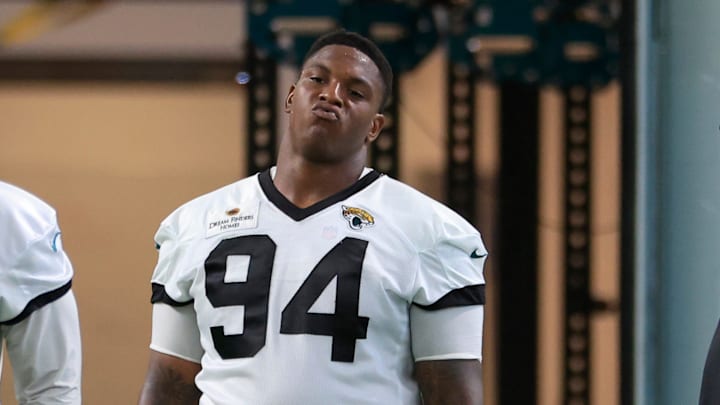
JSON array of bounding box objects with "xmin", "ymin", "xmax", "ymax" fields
[
  {"xmin": 539, "ymin": 87, "xmax": 566, "ymax": 405},
  {"xmin": 399, "ymin": 48, "xmax": 446, "ymax": 199},
  {"xmin": 476, "ymin": 81, "xmax": 499, "ymax": 405},
  {"xmin": 590, "ymin": 83, "xmax": 620, "ymax": 405},
  {"xmin": 0, "ymin": 83, "xmax": 244, "ymax": 404}
]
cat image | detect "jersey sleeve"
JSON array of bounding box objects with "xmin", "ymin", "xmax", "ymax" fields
[
  {"xmin": 0, "ymin": 216, "xmax": 74, "ymax": 324},
  {"xmin": 411, "ymin": 305, "xmax": 484, "ymax": 361},
  {"xmin": 409, "ymin": 206, "xmax": 487, "ymax": 361},
  {"xmin": 150, "ymin": 214, "xmax": 196, "ymax": 306},
  {"xmin": 411, "ymin": 209, "xmax": 487, "ymax": 308},
  {"xmin": 1, "ymin": 291, "xmax": 82, "ymax": 404},
  {"xmin": 149, "ymin": 303, "xmax": 203, "ymax": 363}
]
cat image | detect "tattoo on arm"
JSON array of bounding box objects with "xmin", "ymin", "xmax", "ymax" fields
[
  {"xmin": 152, "ymin": 366, "xmax": 201, "ymax": 404},
  {"xmin": 139, "ymin": 356, "xmax": 201, "ymax": 405},
  {"xmin": 415, "ymin": 359, "xmax": 483, "ymax": 405}
]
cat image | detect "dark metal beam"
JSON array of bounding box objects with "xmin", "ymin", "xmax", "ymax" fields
[
  {"xmin": 563, "ymin": 84, "xmax": 592, "ymax": 405},
  {"xmin": 445, "ymin": 62, "xmax": 477, "ymax": 223},
  {"xmin": 0, "ymin": 58, "xmax": 242, "ymax": 82},
  {"xmin": 497, "ymin": 81, "xmax": 539, "ymax": 405},
  {"xmin": 245, "ymin": 44, "xmax": 278, "ymax": 175}
]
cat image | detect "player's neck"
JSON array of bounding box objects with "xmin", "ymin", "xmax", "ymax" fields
[{"xmin": 273, "ymin": 157, "xmax": 366, "ymax": 209}]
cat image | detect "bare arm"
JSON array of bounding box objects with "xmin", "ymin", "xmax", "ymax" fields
[
  {"xmin": 415, "ymin": 359, "xmax": 483, "ymax": 405},
  {"xmin": 138, "ymin": 350, "xmax": 202, "ymax": 405}
]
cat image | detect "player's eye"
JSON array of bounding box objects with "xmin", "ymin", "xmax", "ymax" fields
[
  {"xmin": 309, "ymin": 76, "xmax": 323, "ymax": 83},
  {"xmin": 350, "ymin": 90, "xmax": 364, "ymax": 99}
]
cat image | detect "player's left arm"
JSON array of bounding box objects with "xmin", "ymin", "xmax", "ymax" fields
[
  {"xmin": 3, "ymin": 290, "xmax": 82, "ymax": 404},
  {"xmin": 411, "ymin": 205, "xmax": 487, "ymax": 404},
  {"xmin": 411, "ymin": 304, "xmax": 484, "ymax": 405},
  {"xmin": 415, "ymin": 358, "xmax": 482, "ymax": 405}
]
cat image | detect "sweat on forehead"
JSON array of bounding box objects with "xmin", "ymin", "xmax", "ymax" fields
[{"xmin": 303, "ymin": 30, "xmax": 394, "ymax": 110}]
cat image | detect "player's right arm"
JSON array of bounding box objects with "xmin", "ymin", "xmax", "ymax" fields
[
  {"xmin": 138, "ymin": 303, "xmax": 203, "ymax": 405},
  {"xmin": 140, "ymin": 212, "xmax": 205, "ymax": 404}
]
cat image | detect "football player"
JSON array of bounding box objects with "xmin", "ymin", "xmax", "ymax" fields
[
  {"xmin": 0, "ymin": 181, "xmax": 82, "ymax": 404},
  {"xmin": 139, "ymin": 29, "xmax": 487, "ymax": 404}
]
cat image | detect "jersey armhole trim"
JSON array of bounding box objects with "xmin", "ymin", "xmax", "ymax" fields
[
  {"xmin": 413, "ymin": 284, "xmax": 485, "ymax": 310},
  {"xmin": 148, "ymin": 345, "xmax": 202, "ymax": 364},
  {"xmin": 0, "ymin": 280, "xmax": 72, "ymax": 325},
  {"xmin": 151, "ymin": 282, "xmax": 194, "ymax": 306},
  {"xmin": 415, "ymin": 354, "xmax": 482, "ymax": 362}
]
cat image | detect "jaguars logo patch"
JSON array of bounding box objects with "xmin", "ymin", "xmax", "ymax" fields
[{"xmin": 342, "ymin": 205, "xmax": 375, "ymax": 230}]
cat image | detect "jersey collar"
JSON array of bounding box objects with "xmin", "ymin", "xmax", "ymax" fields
[{"xmin": 258, "ymin": 168, "xmax": 382, "ymax": 221}]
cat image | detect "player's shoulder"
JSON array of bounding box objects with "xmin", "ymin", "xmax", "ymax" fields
[
  {"xmin": 159, "ymin": 174, "xmax": 260, "ymax": 235},
  {"xmin": 371, "ymin": 175, "xmax": 479, "ymax": 243},
  {"xmin": 0, "ymin": 181, "xmax": 57, "ymax": 239},
  {"xmin": 374, "ymin": 175, "xmax": 467, "ymax": 221}
]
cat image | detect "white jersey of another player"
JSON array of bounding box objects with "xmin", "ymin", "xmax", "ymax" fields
[
  {"xmin": 0, "ymin": 181, "xmax": 81, "ymax": 404},
  {"xmin": 150, "ymin": 168, "xmax": 487, "ymax": 405}
]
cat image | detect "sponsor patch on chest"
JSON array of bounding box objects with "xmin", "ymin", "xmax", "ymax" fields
[{"xmin": 206, "ymin": 200, "xmax": 259, "ymax": 238}]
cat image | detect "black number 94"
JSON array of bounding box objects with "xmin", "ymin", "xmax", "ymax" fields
[{"xmin": 204, "ymin": 235, "xmax": 370, "ymax": 363}]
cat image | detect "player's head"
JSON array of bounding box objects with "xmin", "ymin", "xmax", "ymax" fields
[
  {"xmin": 283, "ymin": 30, "xmax": 388, "ymax": 165},
  {"xmin": 302, "ymin": 30, "xmax": 393, "ymax": 112}
]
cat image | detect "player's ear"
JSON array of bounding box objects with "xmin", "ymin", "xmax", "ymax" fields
[
  {"xmin": 366, "ymin": 113, "xmax": 385, "ymax": 144},
  {"xmin": 284, "ymin": 84, "xmax": 296, "ymax": 113}
]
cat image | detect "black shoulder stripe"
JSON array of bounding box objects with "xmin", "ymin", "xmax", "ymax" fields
[
  {"xmin": 151, "ymin": 282, "xmax": 193, "ymax": 306},
  {"xmin": 414, "ymin": 284, "xmax": 485, "ymax": 310},
  {"xmin": 1, "ymin": 280, "xmax": 72, "ymax": 325}
]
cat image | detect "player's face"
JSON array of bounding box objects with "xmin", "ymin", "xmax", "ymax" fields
[{"xmin": 284, "ymin": 45, "xmax": 386, "ymax": 164}]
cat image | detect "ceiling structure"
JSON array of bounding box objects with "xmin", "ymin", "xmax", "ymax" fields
[{"xmin": 0, "ymin": 1, "xmax": 246, "ymax": 60}]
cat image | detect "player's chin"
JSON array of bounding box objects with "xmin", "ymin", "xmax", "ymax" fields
[{"xmin": 306, "ymin": 118, "xmax": 341, "ymax": 133}]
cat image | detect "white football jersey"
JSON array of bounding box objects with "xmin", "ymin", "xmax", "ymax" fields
[
  {"xmin": 151, "ymin": 168, "xmax": 487, "ymax": 405},
  {"xmin": 0, "ymin": 181, "xmax": 81, "ymax": 404},
  {"xmin": 0, "ymin": 182, "xmax": 74, "ymax": 324}
]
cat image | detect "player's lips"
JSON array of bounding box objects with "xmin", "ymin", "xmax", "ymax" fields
[{"xmin": 312, "ymin": 103, "xmax": 340, "ymax": 121}]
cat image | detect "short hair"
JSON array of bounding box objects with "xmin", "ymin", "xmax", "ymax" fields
[{"xmin": 303, "ymin": 29, "xmax": 393, "ymax": 112}]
